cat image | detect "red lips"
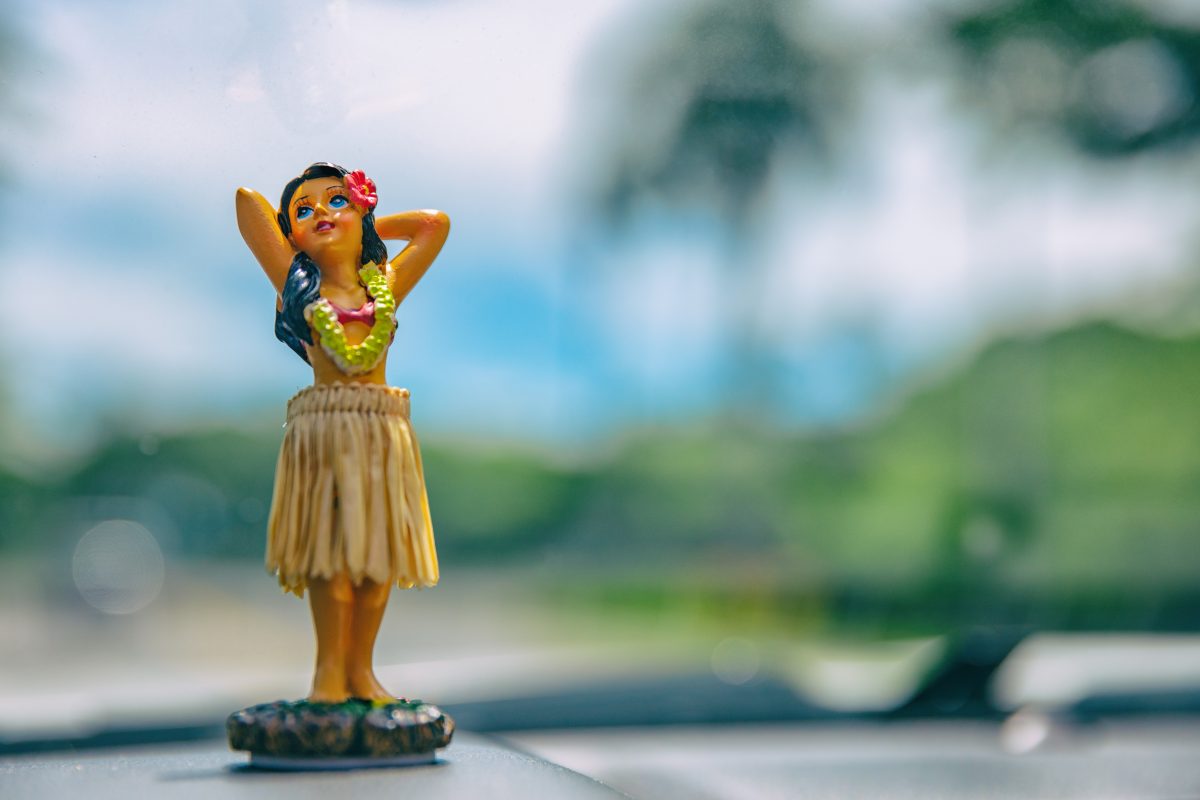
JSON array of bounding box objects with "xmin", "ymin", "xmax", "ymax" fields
[{"xmin": 316, "ymin": 221, "xmax": 334, "ymax": 232}]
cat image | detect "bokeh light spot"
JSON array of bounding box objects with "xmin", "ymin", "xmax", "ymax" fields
[
  {"xmin": 71, "ymin": 519, "xmax": 165, "ymax": 615},
  {"xmin": 711, "ymin": 637, "xmax": 761, "ymax": 685},
  {"xmin": 1074, "ymin": 38, "xmax": 1190, "ymax": 140}
]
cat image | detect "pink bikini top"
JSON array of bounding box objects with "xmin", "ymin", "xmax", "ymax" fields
[{"xmin": 327, "ymin": 299, "xmax": 376, "ymax": 327}]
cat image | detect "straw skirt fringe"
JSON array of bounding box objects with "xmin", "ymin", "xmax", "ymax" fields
[{"xmin": 266, "ymin": 383, "xmax": 438, "ymax": 596}]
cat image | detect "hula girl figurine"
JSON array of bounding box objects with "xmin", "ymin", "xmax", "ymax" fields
[{"xmin": 227, "ymin": 163, "xmax": 454, "ymax": 767}]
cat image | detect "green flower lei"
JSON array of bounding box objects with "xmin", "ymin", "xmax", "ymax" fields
[{"xmin": 305, "ymin": 264, "xmax": 396, "ymax": 375}]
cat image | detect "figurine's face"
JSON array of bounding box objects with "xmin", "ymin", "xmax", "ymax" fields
[{"xmin": 286, "ymin": 176, "xmax": 364, "ymax": 261}]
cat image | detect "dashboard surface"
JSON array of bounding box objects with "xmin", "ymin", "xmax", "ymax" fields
[{"xmin": 6, "ymin": 718, "xmax": 1200, "ymax": 799}]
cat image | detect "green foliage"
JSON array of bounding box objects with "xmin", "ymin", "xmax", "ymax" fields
[
  {"xmin": 6, "ymin": 319, "xmax": 1200, "ymax": 630},
  {"xmin": 52, "ymin": 428, "xmax": 282, "ymax": 558},
  {"xmin": 0, "ymin": 469, "xmax": 47, "ymax": 551},
  {"xmin": 558, "ymin": 320, "xmax": 1200, "ymax": 629},
  {"xmin": 422, "ymin": 447, "xmax": 589, "ymax": 558}
]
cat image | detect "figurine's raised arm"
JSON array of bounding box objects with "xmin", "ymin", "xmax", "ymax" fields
[
  {"xmin": 235, "ymin": 187, "xmax": 294, "ymax": 294},
  {"xmin": 375, "ymin": 210, "xmax": 450, "ymax": 304}
]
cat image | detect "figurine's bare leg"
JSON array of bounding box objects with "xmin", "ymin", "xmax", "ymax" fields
[
  {"xmin": 307, "ymin": 573, "xmax": 353, "ymax": 702},
  {"xmin": 347, "ymin": 578, "xmax": 394, "ymax": 701}
]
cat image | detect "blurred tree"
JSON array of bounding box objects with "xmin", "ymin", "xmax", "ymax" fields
[
  {"xmin": 0, "ymin": 17, "xmax": 30, "ymax": 480},
  {"xmin": 595, "ymin": 0, "xmax": 838, "ymax": 233},
  {"xmin": 944, "ymin": 0, "xmax": 1200, "ymax": 156},
  {"xmin": 588, "ymin": 0, "xmax": 848, "ymax": 415},
  {"xmin": 0, "ymin": 16, "xmax": 29, "ymax": 187}
]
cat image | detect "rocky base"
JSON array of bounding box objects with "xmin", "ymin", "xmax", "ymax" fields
[{"xmin": 227, "ymin": 698, "xmax": 454, "ymax": 764}]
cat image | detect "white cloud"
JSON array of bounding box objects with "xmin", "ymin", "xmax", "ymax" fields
[
  {"xmin": 761, "ymin": 77, "xmax": 1200, "ymax": 361},
  {"xmin": 594, "ymin": 239, "xmax": 725, "ymax": 386},
  {"xmin": 15, "ymin": 0, "xmax": 639, "ymax": 228},
  {"xmin": 0, "ymin": 246, "xmax": 297, "ymax": 443}
]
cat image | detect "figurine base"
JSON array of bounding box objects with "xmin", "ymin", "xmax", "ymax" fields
[
  {"xmin": 250, "ymin": 752, "xmax": 437, "ymax": 771},
  {"xmin": 227, "ymin": 698, "xmax": 454, "ymax": 766}
]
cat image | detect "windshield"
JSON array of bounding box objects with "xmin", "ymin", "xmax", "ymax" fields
[{"xmin": 2, "ymin": 0, "xmax": 1199, "ymax": 750}]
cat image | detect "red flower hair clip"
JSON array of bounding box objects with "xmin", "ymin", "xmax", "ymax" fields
[{"xmin": 345, "ymin": 170, "xmax": 378, "ymax": 212}]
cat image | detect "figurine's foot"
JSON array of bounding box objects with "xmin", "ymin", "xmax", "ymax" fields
[
  {"xmin": 309, "ymin": 667, "xmax": 350, "ymax": 703},
  {"xmin": 348, "ymin": 670, "xmax": 394, "ymax": 702}
]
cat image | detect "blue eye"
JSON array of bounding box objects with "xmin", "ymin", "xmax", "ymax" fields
[
  {"xmin": 296, "ymin": 206, "xmax": 313, "ymax": 220},
  {"xmin": 329, "ymin": 195, "xmax": 348, "ymax": 208}
]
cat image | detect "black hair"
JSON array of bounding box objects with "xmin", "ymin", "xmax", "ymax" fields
[{"xmin": 274, "ymin": 162, "xmax": 388, "ymax": 363}]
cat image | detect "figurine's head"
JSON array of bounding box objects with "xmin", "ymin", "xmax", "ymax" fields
[
  {"xmin": 274, "ymin": 162, "xmax": 389, "ymax": 364},
  {"xmin": 276, "ymin": 162, "xmax": 387, "ymax": 267}
]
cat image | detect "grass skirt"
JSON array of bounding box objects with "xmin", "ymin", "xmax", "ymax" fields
[{"xmin": 266, "ymin": 383, "xmax": 438, "ymax": 596}]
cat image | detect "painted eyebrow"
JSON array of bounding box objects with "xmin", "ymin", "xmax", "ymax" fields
[{"xmin": 292, "ymin": 194, "xmax": 310, "ymax": 207}]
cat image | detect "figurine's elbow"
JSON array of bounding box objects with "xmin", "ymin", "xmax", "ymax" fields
[
  {"xmin": 423, "ymin": 210, "xmax": 450, "ymax": 232},
  {"xmin": 235, "ymin": 187, "xmax": 259, "ymax": 213}
]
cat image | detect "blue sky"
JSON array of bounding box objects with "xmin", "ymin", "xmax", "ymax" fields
[{"xmin": 3, "ymin": 0, "xmax": 1199, "ymax": 465}]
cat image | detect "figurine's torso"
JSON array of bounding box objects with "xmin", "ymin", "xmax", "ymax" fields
[
  {"xmin": 303, "ymin": 264, "xmax": 397, "ymax": 382},
  {"xmin": 309, "ymin": 342, "xmax": 390, "ymax": 385}
]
